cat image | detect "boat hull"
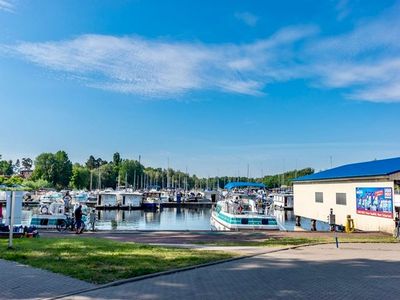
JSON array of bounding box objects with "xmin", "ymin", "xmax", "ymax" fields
[
  {"xmin": 142, "ymin": 202, "xmax": 161, "ymax": 209},
  {"xmin": 211, "ymin": 211, "xmax": 279, "ymax": 231}
]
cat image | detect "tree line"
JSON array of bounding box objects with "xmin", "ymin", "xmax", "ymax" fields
[{"xmin": 0, "ymin": 151, "xmax": 314, "ymax": 190}]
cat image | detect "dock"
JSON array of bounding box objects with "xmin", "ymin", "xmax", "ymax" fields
[{"xmin": 95, "ymin": 201, "xmax": 214, "ymax": 210}]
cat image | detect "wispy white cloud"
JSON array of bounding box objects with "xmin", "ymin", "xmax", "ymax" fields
[
  {"xmin": 234, "ymin": 12, "xmax": 259, "ymax": 27},
  {"xmin": 334, "ymin": 0, "xmax": 351, "ymax": 21},
  {"xmin": 304, "ymin": 3, "xmax": 400, "ymax": 102},
  {"xmin": 4, "ymin": 26, "xmax": 317, "ymax": 97},
  {"xmin": 2, "ymin": 3, "xmax": 400, "ymax": 102},
  {"xmin": 0, "ymin": 0, "xmax": 14, "ymax": 12}
]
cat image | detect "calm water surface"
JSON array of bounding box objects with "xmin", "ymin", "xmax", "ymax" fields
[{"xmin": 21, "ymin": 207, "xmax": 330, "ymax": 231}]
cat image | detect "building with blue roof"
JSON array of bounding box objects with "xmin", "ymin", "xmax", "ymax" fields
[{"xmin": 292, "ymin": 157, "xmax": 400, "ymax": 234}]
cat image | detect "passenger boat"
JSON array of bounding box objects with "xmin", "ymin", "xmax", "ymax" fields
[
  {"xmin": 211, "ymin": 182, "xmax": 279, "ymax": 231},
  {"xmin": 142, "ymin": 190, "xmax": 162, "ymax": 209},
  {"xmin": 118, "ymin": 191, "xmax": 142, "ymax": 209},
  {"xmin": 273, "ymin": 192, "xmax": 294, "ymax": 209}
]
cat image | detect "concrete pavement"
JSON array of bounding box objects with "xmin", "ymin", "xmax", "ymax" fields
[
  {"xmin": 2, "ymin": 243, "xmax": 400, "ymax": 300},
  {"xmin": 62, "ymin": 243, "xmax": 400, "ymax": 300},
  {"xmin": 0, "ymin": 259, "xmax": 94, "ymax": 300}
]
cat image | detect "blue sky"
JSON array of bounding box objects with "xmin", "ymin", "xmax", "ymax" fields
[{"xmin": 1, "ymin": 0, "xmax": 400, "ymax": 177}]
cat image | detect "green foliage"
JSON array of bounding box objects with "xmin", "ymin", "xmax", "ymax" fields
[
  {"xmin": 32, "ymin": 151, "xmax": 72, "ymax": 189},
  {"xmin": 98, "ymin": 163, "xmax": 119, "ymax": 189},
  {"xmin": 70, "ymin": 164, "xmax": 90, "ymax": 189},
  {"xmin": 0, "ymin": 159, "xmax": 13, "ymax": 176},
  {"xmin": 4, "ymin": 176, "xmax": 24, "ymax": 186},
  {"xmin": 119, "ymin": 159, "xmax": 144, "ymax": 187},
  {"xmin": 262, "ymin": 168, "xmax": 314, "ymax": 188},
  {"xmin": 113, "ymin": 152, "xmax": 121, "ymax": 166},
  {"xmin": 22, "ymin": 179, "xmax": 51, "ymax": 190},
  {"xmin": 21, "ymin": 157, "xmax": 33, "ymax": 170}
]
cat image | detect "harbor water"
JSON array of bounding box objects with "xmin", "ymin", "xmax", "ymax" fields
[{"xmin": 21, "ymin": 206, "xmax": 330, "ymax": 231}]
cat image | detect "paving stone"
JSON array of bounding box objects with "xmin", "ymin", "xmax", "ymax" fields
[
  {"xmin": 63, "ymin": 243, "xmax": 400, "ymax": 300},
  {"xmin": 0, "ymin": 259, "xmax": 95, "ymax": 300}
]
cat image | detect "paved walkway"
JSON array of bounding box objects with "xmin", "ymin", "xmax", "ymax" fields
[
  {"xmin": 2, "ymin": 243, "xmax": 400, "ymax": 300},
  {"xmin": 63, "ymin": 243, "xmax": 400, "ymax": 300},
  {"xmin": 0, "ymin": 259, "xmax": 94, "ymax": 300},
  {"xmin": 41, "ymin": 230, "xmax": 390, "ymax": 244}
]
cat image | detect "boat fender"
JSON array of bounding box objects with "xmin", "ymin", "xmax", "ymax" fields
[{"xmin": 40, "ymin": 205, "xmax": 49, "ymax": 215}]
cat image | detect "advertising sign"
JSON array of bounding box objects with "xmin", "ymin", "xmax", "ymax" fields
[{"xmin": 356, "ymin": 187, "xmax": 393, "ymax": 218}]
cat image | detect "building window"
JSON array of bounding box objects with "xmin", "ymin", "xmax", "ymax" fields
[
  {"xmin": 315, "ymin": 192, "xmax": 323, "ymax": 203},
  {"xmin": 336, "ymin": 193, "xmax": 346, "ymax": 205}
]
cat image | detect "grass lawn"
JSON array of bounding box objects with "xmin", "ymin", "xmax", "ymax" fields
[{"xmin": 0, "ymin": 237, "xmax": 234, "ymax": 284}]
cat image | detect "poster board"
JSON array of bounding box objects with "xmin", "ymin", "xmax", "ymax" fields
[{"xmin": 356, "ymin": 187, "xmax": 393, "ymax": 218}]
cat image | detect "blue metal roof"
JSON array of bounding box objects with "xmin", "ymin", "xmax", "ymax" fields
[
  {"xmin": 224, "ymin": 182, "xmax": 266, "ymax": 190},
  {"xmin": 293, "ymin": 157, "xmax": 400, "ymax": 182}
]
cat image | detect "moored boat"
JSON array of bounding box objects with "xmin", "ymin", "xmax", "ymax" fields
[{"xmin": 211, "ymin": 182, "xmax": 279, "ymax": 231}]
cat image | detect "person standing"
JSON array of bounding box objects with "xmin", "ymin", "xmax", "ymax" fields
[
  {"xmin": 63, "ymin": 191, "xmax": 72, "ymax": 213},
  {"xmin": 89, "ymin": 209, "xmax": 96, "ymax": 232},
  {"xmin": 74, "ymin": 204, "xmax": 83, "ymax": 234}
]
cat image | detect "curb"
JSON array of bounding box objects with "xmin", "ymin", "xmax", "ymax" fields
[{"xmin": 44, "ymin": 242, "xmax": 328, "ymax": 300}]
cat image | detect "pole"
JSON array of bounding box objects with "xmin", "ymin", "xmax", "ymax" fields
[
  {"xmin": 90, "ymin": 171, "xmax": 93, "ymax": 191},
  {"xmin": 8, "ymin": 191, "xmax": 15, "ymax": 249}
]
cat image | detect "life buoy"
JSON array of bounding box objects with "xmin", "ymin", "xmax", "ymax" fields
[{"xmin": 40, "ymin": 205, "xmax": 49, "ymax": 214}]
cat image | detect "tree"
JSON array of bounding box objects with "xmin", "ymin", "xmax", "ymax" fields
[
  {"xmin": 113, "ymin": 152, "xmax": 121, "ymax": 166},
  {"xmin": 13, "ymin": 159, "xmax": 20, "ymax": 174},
  {"xmin": 86, "ymin": 155, "xmax": 97, "ymax": 170},
  {"xmin": 0, "ymin": 160, "xmax": 13, "ymax": 176},
  {"xmin": 32, "ymin": 153, "xmax": 57, "ymax": 184},
  {"xmin": 22, "ymin": 158, "xmax": 33, "ymax": 170},
  {"xmin": 98, "ymin": 163, "xmax": 118, "ymax": 189},
  {"xmin": 32, "ymin": 151, "xmax": 72, "ymax": 188},
  {"xmin": 70, "ymin": 164, "xmax": 90, "ymax": 189},
  {"xmin": 54, "ymin": 151, "xmax": 73, "ymax": 188},
  {"xmin": 119, "ymin": 159, "xmax": 144, "ymax": 187}
]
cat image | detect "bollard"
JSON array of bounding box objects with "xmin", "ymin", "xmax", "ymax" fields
[
  {"xmin": 311, "ymin": 219, "xmax": 317, "ymax": 231},
  {"xmin": 345, "ymin": 215, "xmax": 355, "ymax": 233},
  {"xmin": 328, "ymin": 208, "xmax": 336, "ymax": 232},
  {"xmin": 295, "ymin": 216, "xmax": 301, "ymax": 227}
]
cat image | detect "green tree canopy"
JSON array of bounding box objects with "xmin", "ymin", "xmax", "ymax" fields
[
  {"xmin": 32, "ymin": 151, "xmax": 72, "ymax": 188},
  {"xmin": 70, "ymin": 164, "xmax": 90, "ymax": 189}
]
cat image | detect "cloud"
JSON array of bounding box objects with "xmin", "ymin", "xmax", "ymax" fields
[
  {"xmin": 235, "ymin": 12, "xmax": 259, "ymax": 27},
  {"xmin": 335, "ymin": 0, "xmax": 351, "ymax": 21},
  {"xmin": 2, "ymin": 3, "xmax": 400, "ymax": 102},
  {"xmin": 4, "ymin": 26, "xmax": 317, "ymax": 97},
  {"xmin": 0, "ymin": 0, "xmax": 14, "ymax": 12},
  {"xmin": 303, "ymin": 3, "xmax": 400, "ymax": 102}
]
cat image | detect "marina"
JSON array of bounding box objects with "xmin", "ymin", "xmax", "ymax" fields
[{"xmin": 19, "ymin": 206, "xmax": 329, "ymax": 231}]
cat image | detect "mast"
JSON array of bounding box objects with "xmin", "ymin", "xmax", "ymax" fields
[{"xmin": 98, "ymin": 170, "xmax": 101, "ymax": 190}]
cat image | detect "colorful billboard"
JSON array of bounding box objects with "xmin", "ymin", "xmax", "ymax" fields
[{"xmin": 356, "ymin": 187, "xmax": 393, "ymax": 218}]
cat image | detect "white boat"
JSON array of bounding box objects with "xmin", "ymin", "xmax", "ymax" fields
[
  {"xmin": 142, "ymin": 191, "xmax": 162, "ymax": 209},
  {"xmin": 160, "ymin": 191, "xmax": 172, "ymax": 203},
  {"xmin": 211, "ymin": 182, "xmax": 279, "ymax": 231},
  {"xmin": 118, "ymin": 191, "xmax": 142, "ymax": 208},
  {"xmin": 273, "ymin": 192, "xmax": 294, "ymax": 209},
  {"xmin": 97, "ymin": 190, "xmax": 119, "ymax": 207}
]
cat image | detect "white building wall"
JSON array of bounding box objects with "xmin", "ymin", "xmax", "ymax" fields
[{"xmin": 294, "ymin": 181, "xmax": 395, "ymax": 233}]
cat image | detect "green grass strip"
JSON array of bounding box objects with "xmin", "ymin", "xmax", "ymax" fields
[{"xmin": 0, "ymin": 237, "xmax": 233, "ymax": 284}]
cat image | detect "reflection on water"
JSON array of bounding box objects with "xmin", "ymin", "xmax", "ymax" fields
[
  {"xmin": 273, "ymin": 209, "xmax": 330, "ymax": 231},
  {"xmin": 20, "ymin": 206, "xmax": 329, "ymax": 231},
  {"xmin": 96, "ymin": 207, "xmax": 212, "ymax": 231}
]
